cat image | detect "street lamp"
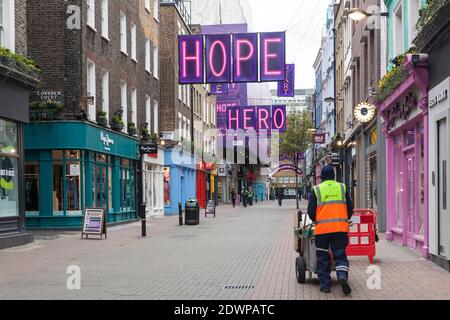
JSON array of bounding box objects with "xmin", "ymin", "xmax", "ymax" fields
[{"xmin": 347, "ymin": 8, "xmax": 389, "ymax": 21}]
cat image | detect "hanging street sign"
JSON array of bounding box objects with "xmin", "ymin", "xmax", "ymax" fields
[{"xmin": 277, "ymin": 64, "xmax": 295, "ymax": 97}]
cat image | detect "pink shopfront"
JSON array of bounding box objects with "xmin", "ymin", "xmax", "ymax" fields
[{"xmin": 377, "ymin": 55, "xmax": 429, "ymax": 258}]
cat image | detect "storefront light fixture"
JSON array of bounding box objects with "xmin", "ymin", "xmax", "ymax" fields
[{"xmin": 347, "ymin": 8, "xmax": 389, "ymax": 21}]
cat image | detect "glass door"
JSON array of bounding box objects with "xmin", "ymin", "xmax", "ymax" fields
[{"xmin": 92, "ymin": 164, "xmax": 109, "ymax": 211}]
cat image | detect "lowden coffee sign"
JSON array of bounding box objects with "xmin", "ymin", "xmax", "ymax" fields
[{"xmin": 179, "ymin": 32, "xmax": 286, "ymax": 84}]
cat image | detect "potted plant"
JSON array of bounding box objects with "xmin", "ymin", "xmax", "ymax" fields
[
  {"xmin": 29, "ymin": 101, "xmax": 63, "ymax": 122},
  {"xmin": 128, "ymin": 122, "xmax": 137, "ymax": 136},
  {"xmin": 111, "ymin": 110, "xmax": 124, "ymax": 132},
  {"xmin": 97, "ymin": 111, "xmax": 108, "ymax": 127},
  {"xmin": 141, "ymin": 123, "xmax": 150, "ymax": 140},
  {"xmin": 150, "ymin": 133, "xmax": 158, "ymax": 142}
]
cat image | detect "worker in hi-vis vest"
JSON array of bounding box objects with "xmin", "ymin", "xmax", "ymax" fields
[{"xmin": 307, "ymin": 164, "xmax": 353, "ymax": 295}]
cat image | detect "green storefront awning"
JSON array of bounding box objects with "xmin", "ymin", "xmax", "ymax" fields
[{"xmin": 25, "ymin": 121, "xmax": 139, "ymax": 160}]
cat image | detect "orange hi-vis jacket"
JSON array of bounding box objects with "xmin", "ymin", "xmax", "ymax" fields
[{"xmin": 313, "ymin": 180, "xmax": 349, "ymax": 235}]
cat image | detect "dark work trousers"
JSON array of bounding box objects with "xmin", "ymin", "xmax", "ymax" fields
[{"xmin": 315, "ymin": 232, "xmax": 349, "ymax": 289}]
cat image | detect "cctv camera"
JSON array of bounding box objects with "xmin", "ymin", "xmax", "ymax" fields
[{"xmin": 411, "ymin": 53, "xmax": 428, "ymax": 65}]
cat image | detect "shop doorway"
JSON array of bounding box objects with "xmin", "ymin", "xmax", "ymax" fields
[
  {"xmin": 92, "ymin": 163, "xmax": 110, "ymax": 213},
  {"xmin": 405, "ymin": 150, "xmax": 416, "ymax": 248},
  {"xmin": 438, "ymin": 118, "xmax": 448, "ymax": 258}
]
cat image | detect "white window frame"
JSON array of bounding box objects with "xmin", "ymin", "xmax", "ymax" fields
[
  {"xmin": 153, "ymin": 45, "xmax": 159, "ymax": 79},
  {"xmin": 145, "ymin": 38, "xmax": 151, "ymax": 73},
  {"xmin": 393, "ymin": 3, "xmax": 403, "ymax": 57},
  {"xmin": 87, "ymin": 59, "xmax": 96, "ymax": 122},
  {"xmin": 178, "ymin": 113, "xmax": 182, "ymax": 140},
  {"xmin": 0, "ymin": 0, "xmax": 15, "ymax": 50},
  {"xmin": 87, "ymin": 0, "xmax": 96, "ymax": 30},
  {"xmin": 408, "ymin": 0, "xmax": 420, "ymax": 47},
  {"xmin": 121, "ymin": 81, "xmax": 128, "ymax": 132},
  {"xmin": 131, "ymin": 23, "xmax": 137, "ymax": 62},
  {"xmin": 101, "ymin": 70, "xmax": 109, "ymax": 125},
  {"xmin": 0, "ymin": 0, "xmax": 4, "ymax": 47},
  {"xmin": 145, "ymin": 0, "xmax": 151, "ymax": 13},
  {"xmin": 145, "ymin": 95, "xmax": 151, "ymax": 130},
  {"xmin": 154, "ymin": 0, "xmax": 159, "ymax": 22},
  {"xmin": 153, "ymin": 100, "xmax": 159, "ymax": 134},
  {"xmin": 120, "ymin": 12, "xmax": 127, "ymax": 55},
  {"xmin": 101, "ymin": 0, "xmax": 109, "ymax": 39},
  {"xmin": 131, "ymin": 88, "xmax": 137, "ymax": 125}
]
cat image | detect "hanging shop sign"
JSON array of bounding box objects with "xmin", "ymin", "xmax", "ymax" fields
[
  {"xmin": 178, "ymin": 32, "xmax": 286, "ymax": 84},
  {"xmin": 354, "ymin": 102, "xmax": 376, "ymax": 123},
  {"xmin": 160, "ymin": 131, "xmax": 175, "ymax": 140},
  {"xmin": 226, "ymin": 105, "xmax": 286, "ymax": 132},
  {"xmin": 277, "ymin": 64, "xmax": 295, "ymax": 97},
  {"xmin": 139, "ymin": 142, "xmax": 158, "ymax": 157},
  {"xmin": 313, "ymin": 133, "xmax": 326, "ymax": 144},
  {"xmin": 81, "ymin": 208, "xmax": 107, "ymax": 239}
]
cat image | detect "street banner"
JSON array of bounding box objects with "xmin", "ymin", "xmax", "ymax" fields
[
  {"xmin": 232, "ymin": 33, "xmax": 259, "ymax": 83},
  {"xmin": 210, "ymin": 83, "xmax": 229, "ymax": 95},
  {"xmin": 260, "ymin": 32, "xmax": 286, "ymax": 82},
  {"xmin": 226, "ymin": 105, "xmax": 287, "ymax": 132},
  {"xmin": 178, "ymin": 32, "xmax": 286, "ymax": 84},
  {"xmin": 178, "ymin": 34, "xmax": 204, "ymax": 84},
  {"xmin": 278, "ymin": 64, "xmax": 295, "ymax": 97},
  {"xmin": 205, "ymin": 34, "xmax": 232, "ymax": 83}
]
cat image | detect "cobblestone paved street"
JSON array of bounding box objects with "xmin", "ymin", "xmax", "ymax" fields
[{"xmin": 1, "ymin": 200, "xmax": 450, "ymax": 300}]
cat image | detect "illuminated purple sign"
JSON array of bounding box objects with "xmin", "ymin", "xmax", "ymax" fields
[
  {"xmin": 178, "ymin": 32, "xmax": 286, "ymax": 84},
  {"xmin": 226, "ymin": 105, "xmax": 286, "ymax": 132},
  {"xmin": 233, "ymin": 33, "xmax": 258, "ymax": 83},
  {"xmin": 278, "ymin": 64, "xmax": 295, "ymax": 97},
  {"xmin": 179, "ymin": 35, "xmax": 204, "ymax": 84},
  {"xmin": 210, "ymin": 84, "xmax": 229, "ymax": 95},
  {"xmin": 206, "ymin": 34, "xmax": 231, "ymax": 83},
  {"xmin": 260, "ymin": 32, "xmax": 286, "ymax": 82}
]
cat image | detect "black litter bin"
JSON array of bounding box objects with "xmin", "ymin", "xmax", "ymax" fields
[{"xmin": 185, "ymin": 199, "xmax": 200, "ymax": 225}]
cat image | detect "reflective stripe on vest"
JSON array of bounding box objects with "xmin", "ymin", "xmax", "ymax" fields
[{"xmin": 313, "ymin": 181, "xmax": 349, "ymax": 235}]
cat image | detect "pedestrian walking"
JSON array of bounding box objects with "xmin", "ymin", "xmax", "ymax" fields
[
  {"xmin": 231, "ymin": 186, "xmax": 237, "ymax": 208},
  {"xmin": 277, "ymin": 188, "xmax": 283, "ymax": 207},
  {"xmin": 248, "ymin": 187, "xmax": 254, "ymax": 206},
  {"xmin": 242, "ymin": 188, "xmax": 248, "ymax": 208},
  {"xmin": 307, "ymin": 165, "xmax": 354, "ymax": 295}
]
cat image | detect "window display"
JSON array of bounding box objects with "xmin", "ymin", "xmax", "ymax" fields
[{"xmin": 0, "ymin": 120, "xmax": 18, "ymax": 218}]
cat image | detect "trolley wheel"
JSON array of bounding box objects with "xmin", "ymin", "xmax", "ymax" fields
[{"xmin": 295, "ymin": 257, "xmax": 306, "ymax": 284}]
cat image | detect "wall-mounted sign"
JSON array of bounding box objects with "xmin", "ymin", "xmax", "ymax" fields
[
  {"xmin": 354, "ymin": 102, "xmax": 376, "ymax": 123},
  {"xmin": 429, "ymin": 89, "xmax": 448, "ymax": 109},
  {"xmin": 386, "ymin": 92, "xmax": 418, "ymax": 130},
  {"xmin": 36, "ymin": 91, "xmax": 62, "ymax": 103},
  {"xmin": 313, "ymin": 133, "xmax": 326, "ymax": 144},
  {"xmin": 160, "ymin": 131, "xmax": 175, "ymax": 140},
  {"xmin": 81, "ymin": 208, "xmax": 107, "ymax": 239},
  {"xmin": 226, "ymin": 105, "xmax": 286, "ymax": 132},
  {"xmin": 278, "ymin": 64, "xmax": 295, "ymax": 97},
  {"xmin": 100, "ymin": 131, "xmax": 114, "ymax": 151},
  {"xmin": 178, "ymin": 32, "xmax": 286, "ymax": 84}
]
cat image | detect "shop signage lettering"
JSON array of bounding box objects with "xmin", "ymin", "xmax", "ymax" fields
[
  {"xmin": 0, "ymin": 169, "xmax": 15, "ymax": 177},
  {"xmin": 226, "ymin": 105, "xmax": 286, "ymax": 132},
  {"xmin": 277, "ymin": 64, "xmax": 295, "ymax": 97},
  {"xmin": 100, "ymin": 132, "xmax": 114, "ymax": 150},
  {"xmin": 429, "ymin": 89, "xmax": 448, "ymax": 109},
  {"xmin": 313, "ymin": 133, "xmax": 326, "ymax": 144},
  {"xmin": 178, "ymin": 32, "xmax": 286, "ymax": 84},
  {"xmin": 210, "ymin": 83, "xmax": 229, "ymax": 95},
  {"xmin": 140, "ymin": 142, "xmax": 158, "ymax": 157},
  {"xmin": 386, "ymin": 92, "xmax": 418, "ymax": 130},
  {"xmin": 81, "ymin": 208, "xmax": 107, "ymax": 239}
]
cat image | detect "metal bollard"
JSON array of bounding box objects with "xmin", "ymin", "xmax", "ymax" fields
[{"xmin": 178, "ymin": 202, "xmax": 183, "ymax": 226}]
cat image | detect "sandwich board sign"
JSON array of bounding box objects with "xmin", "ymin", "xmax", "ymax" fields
[{"xmin": 81, "ymin": 208, "xmax": 107, "ymax": 239}]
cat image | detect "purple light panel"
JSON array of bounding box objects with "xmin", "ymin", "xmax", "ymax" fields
[
  {"xmin": 211, "ymin": 84, "xmax": 229, "ymax": 95},
  {"xmin": 232, "ymin": 33, "xmax": 258, "ymax": 83},
  {"xmin": 206, "ymin": 34, "xmax": 231, "ymax": 83},
  {"xmin": 278, "ymin": 64, "xmax": 295, "ymax": 97},
  {"xmin": 178, "ymin": 35, "xmax": 204, "ymax": 84},
  {"xmin": 260, "ymin": 32, "xmax": 286, "ymax": 82},
  {"xmin": 225, "ymin": 105, "xmax": 286, "ymax": 133}
]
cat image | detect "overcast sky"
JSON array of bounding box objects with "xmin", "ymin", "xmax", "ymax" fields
[{"xmin": 247, "ymin": 0, "xmax": 331, "ymax": 90}]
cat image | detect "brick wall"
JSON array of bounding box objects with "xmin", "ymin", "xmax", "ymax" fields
[
  {"xmin": 27, "ymin": 0, "xmax": 160, "ymax": 136},
  {"xmin": 15, "ymin": 0, "xmax": 27, "ymax": 56}
]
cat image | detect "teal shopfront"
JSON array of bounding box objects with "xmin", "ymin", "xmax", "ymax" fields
[{"xmin": 24, "ymin": 121, "xmax": 139, "ymax": 229}]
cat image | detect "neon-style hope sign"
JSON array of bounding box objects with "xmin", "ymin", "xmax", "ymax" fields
[
  {"xmin": 226, "ymin": 105, "xmax": 286, "ymax": 132},
  {"xmin": 178, "ymin": 32, "xmax": 286, "ymax": 84}
]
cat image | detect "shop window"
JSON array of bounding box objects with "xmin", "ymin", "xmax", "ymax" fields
[
  {"xmin": 0, "ymin": 156, "xmax": 18, "ymax": 218},
  {"xmin": 406, "ymin": 128, "xmax": 415, "ymax": 146},
  {"xmin": 418, "ymin": 122, "xmax": 425, "ymax": 236},
  {"xmin": 53, "ymin": 162, "xmax": 64, "ymax": 212},
  {"xmin": 25, "ymin": 163, "xmax": 40, "ymax": 213},
  {"xmin": 120, "ymin": 167, "xmax": 135, "ymax": 212},
  {"xmin": 66, "ymin": 161, "xmax": 81, "ymax": 211},
  {"xmin": 394, "ymin": 135, "xmax": 403, "ymax": 229},
  {"xmin": 0, "ymin": 119, "xmax": 18, "ymax": 153}
]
